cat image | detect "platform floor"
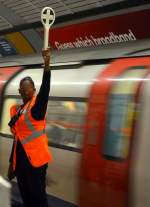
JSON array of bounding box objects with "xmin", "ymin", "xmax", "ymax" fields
[{"xmin": 11, "ymin": 182, "xmax": 77, "ymax": 207}]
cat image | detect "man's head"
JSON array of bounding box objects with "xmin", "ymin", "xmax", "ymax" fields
[{"xmin": 19, "ymin": 76, "xmax": 36, "ymax": 103}]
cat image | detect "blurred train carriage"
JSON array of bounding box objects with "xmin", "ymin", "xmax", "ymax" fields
[{"xmin": 0, "ymin": 39, "xmax": 150, "ymax": 207}]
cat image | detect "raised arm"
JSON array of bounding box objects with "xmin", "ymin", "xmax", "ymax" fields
[{"xmin": 31, "ymin": 48, "xmax": 51, "ymax": 120}]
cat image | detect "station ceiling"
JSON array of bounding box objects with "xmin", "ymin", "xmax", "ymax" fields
[{"xmin": 0, "ymin": 0, "xmax": 149, "ymax": 35}]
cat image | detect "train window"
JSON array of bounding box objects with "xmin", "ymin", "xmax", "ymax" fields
[
  {"xmin": 46, "ymin": 100, "xmax": 86, "ymax": 149},
  {"xmin": 0, "ymin": 98, "xmax": 86, "ymax": 150},
  {"xmin": 103, "ymin": 94, "xmax": 134, "ymax": 160},
  {"xmin": 103, "ymin": 67, "xmax": 148, "ymax": 161}
]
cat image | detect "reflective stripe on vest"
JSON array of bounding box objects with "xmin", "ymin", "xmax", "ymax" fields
[
  {"xmin": 21, "ymin": 130, "xmax": 44, "ymax": 144},
  {"xmin": 20, "ymin": 100, "xmax": 45, "ymax": 145}
]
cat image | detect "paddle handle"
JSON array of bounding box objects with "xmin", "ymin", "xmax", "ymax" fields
[{"xmin": 44, "ymin": 27, "xmax": 49, "ymax": 50}]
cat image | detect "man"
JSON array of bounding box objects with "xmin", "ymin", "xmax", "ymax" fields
[{"xmin": 8, "ymin": 48, "xmax": 52, "ymax": 207}]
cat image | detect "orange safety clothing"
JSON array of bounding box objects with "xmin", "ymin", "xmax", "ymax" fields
[{"xmin": 10, "ymin": 96, "xmax": 52, "ymax": 171}]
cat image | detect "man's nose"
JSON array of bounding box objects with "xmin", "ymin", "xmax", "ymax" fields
[{"xmin": 24, "ymin": 90, "xmax": 29, "ymax": 95}]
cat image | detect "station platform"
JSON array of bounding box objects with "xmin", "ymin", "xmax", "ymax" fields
[{"xmin": 11, "ymin": 182, "xmax": 77, "ymax": 207}]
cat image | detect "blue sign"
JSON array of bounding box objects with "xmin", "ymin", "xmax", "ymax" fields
[{"xmin": 0, "ymin": 38, "xmax": 18, "ymax": 56}]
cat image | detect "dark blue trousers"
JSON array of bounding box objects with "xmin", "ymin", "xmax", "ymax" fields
[{"xmin": 15, "ymin": 141, "xmax": 48, "ymax": 207}]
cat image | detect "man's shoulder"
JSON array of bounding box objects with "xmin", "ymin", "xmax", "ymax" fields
[{"xmin": 10, "ymin": 104, "xmax": 20, "ymax": 113}]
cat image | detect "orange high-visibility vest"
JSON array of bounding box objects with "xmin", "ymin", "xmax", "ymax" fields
[{"xmin": 10, "ymin": 96, "xmax": 52, "ymax": 170}]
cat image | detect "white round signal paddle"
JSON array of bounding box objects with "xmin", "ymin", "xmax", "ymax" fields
[{"xmin": 41, "ymin": 7, "xmax": 55, "ymax": 49}]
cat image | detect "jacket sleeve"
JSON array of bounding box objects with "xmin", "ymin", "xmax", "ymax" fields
[
  {"xmin": 31, "ymin": 70, "xmax": 51, "ymax": 120},
  {"xmin": 9, "ymin": 105, "xmax": 17, "ymax": 134},
  {"xmin": 9, "ymin": 140, "xmax": 15, "ymax": 163},
  {"xmin": 9, "ymin": 105, "xmax": 16, "ymax": 163}
]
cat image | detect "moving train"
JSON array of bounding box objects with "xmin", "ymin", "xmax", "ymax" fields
[{"xmin": 0, "ymin": 38, "xmax": 150, "ymax": 207}]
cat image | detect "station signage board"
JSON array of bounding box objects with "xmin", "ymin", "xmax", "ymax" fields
[
  {"xmin": 0, "ymin": 38, "xmax": 18, "ymax": 56},
  {"xmin": 43, "ymin": 9, "xmax": 150, "ymax": 50}
]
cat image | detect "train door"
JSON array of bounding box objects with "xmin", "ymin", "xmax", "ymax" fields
[
  {"xmin": 80, "ymin": 57, "xmax": 150, "ymax": 207},
  {"xmin": 0, "ymin": 66, "xmax": 22, "ymax": 174}
]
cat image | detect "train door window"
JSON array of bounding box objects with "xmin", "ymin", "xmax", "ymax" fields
[
  {"xmin": 46, "ymin": 100, "xmax": 87, "ymax": 150},
  {"xmin": 103, "ymin": 67, "xmax": 148, "ymax": 160},
  {"xmin": 0, "ymin": 98, "xmax": 87, "ymax": 150}
]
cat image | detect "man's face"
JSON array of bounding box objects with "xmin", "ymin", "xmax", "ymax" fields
[{"xmin": 19, "ymin": 80, "xmax": 35, "ymax": 102}]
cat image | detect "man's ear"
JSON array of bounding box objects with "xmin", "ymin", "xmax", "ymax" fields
[{"xmin": 18, "ymin": 88, "xmax": 21, "ymax": 94}]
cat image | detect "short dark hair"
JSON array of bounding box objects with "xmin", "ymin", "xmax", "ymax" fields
[{"xmin": 20, "ymin": 76, "xmax": 35, "ymax": 88}]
